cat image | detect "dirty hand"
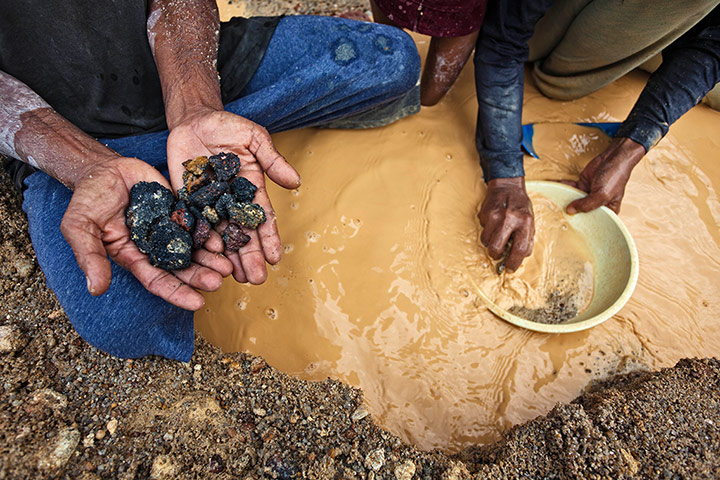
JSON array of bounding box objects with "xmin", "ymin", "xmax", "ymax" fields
[
  {"xmin": 166, "ymin": 108, "xmax": 302, "ymax": 285},
  {"xmin": 61, "ymin": 156, "xmax": 230, "ymax": 310},
  {"xmin": 563, "ymin": 137, "xmax": 646, "ymax": 214},
  {"xmin": 478, "ymin": 177, "xmax": 535, "ymax": 272}
]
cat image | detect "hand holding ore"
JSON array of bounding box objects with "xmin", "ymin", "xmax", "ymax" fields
[
  {"xmin": 60, "ymin": 156, "xmax": 231, "ymax": 311},
  {"xmin": 563, "ymin": 137, "xmax": 645, "ymax": 215},
  {"xmin": 478, "ymin": 177, "xmax": 535, "ymax": 273},
  {"xmin": 166, "ymin": 110, "xmax": 302, "ymax": 285}
]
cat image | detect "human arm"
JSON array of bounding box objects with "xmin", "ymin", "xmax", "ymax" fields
[
  {"xmin": 0, "ymin": 70, "xmax": 229, "ymax": 309},
  {"xmin": 147, "ymin": 0, "xmax": 301, "ymax": 285},
  {"xmin": 473, "ymin": 0, "xmax": 553, "ymax": 271},
  {"xmin": 566, "ymin": 17, "xmax": 720, "ymax": 214}
]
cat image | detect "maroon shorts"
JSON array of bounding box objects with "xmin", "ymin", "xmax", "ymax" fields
[{"xmin": 374, "ymin": 0, "xmax": 487, "ymax": 38}]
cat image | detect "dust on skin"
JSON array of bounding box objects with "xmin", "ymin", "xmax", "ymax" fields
[{"xmin": 200, "ymin": 5, "xmax": 720, "ymax": 454}]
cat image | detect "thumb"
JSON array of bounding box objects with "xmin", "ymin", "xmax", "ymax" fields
[
  {"xmin": 566, "ymin": 193, "xmax": 606, "ymax": 215},
  {"xmin": 250, "ymin": 127, "xmax": 302, "ymax": 189},
  {"xmin": 61, "ymin": 214, "xmax": 112, "ymax": 295}
]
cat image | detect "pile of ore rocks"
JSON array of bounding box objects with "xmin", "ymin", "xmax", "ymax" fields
[{"xmin": 125, "ymin": 152, "xmax": 266, "ymax": 270}]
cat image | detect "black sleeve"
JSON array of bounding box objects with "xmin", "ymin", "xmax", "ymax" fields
[
  {"xmin": 616, "ymin": 8, "xmax": 720, "ymax": 151},
  {"xmin": 473, "ymin": 0, "xmax": 554, "ymax": 182}
]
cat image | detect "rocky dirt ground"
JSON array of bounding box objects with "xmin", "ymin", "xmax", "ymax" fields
[{"xmin": 2, "ymin": 1, "xmax": 720, "ymax": 479}]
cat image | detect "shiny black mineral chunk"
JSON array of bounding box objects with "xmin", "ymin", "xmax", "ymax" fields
[
  {"xmin": 222, "ymin": 223, "xmax": 251, "ymax": 251},
  {"xmin": 126, "ymin": 182, "xmax": 176, "ymax": 254},
  {"xmin": 147, "ymin": 218, "xmax": 193, "ymax": 270},
  {"xmin": 227, "ymin": 202, "xmax": 266, "ymax": 229},
  {"xmin": 176, "ymin": 186, "xmax": 189, "ymax": 201},
  {"xmin": 193, "ymin": 217, "xmax": 212, "ymax": 248},
  {"xmin": 230, "ymin": 176, "xmax": 258, "ymax": 203},
  {"xmin": 209, "ymin": 152, "xmax": 242, "ymax": 182},
  {"xmin": 188, "ymin": 180, "xmax": 229, "ymax": 209},
  {"xmin": 215, "ymin": 193, "xmax": 235, "ymax": 220},
  {"xmin": 126, "ymin": 182, "xmax": 174, "ymax": 228}
]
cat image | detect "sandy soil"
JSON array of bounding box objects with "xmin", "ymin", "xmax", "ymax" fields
[{"xmin": 2, "ymin": 2, "xmax": 720, "ymax": 478}]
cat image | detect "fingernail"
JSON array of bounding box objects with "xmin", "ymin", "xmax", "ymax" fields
[
  {"xmin": 86, "ymin": 276, "xmax": 95, "ymax": 294},
  {"xmin": 566, "ymin": 205, "xmax": 576, "ymax": 215}
]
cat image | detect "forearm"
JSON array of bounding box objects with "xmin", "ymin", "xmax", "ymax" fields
[
  {"xmin": 473, "ymin": 0, "xmax": 553, "ymax": 182},
  {"xmin": 147, "ymin": 0, "xmax": 223, "ymax": 129},
  {"xmin": 616, "ymin": 24, "xmax": 720, "ymax": 151},
  {"xmin": 1, "ymin": 71, "xmax": 118, "ymax": 188}
]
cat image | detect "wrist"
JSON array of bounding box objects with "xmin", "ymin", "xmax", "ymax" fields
[
  {"xmin": 163, "ymin": 65, "xmax": 223, "ymax": 130},
  {"xmin": 612, "ymin": 137, "xmax": 646, "ymax": 168},
  {"xmin": 14, "ymin": 108, "xmax": 120, "ymax": 188},
  {"xmin": 488, "ymin": 176, "xmax": 526, "ymax": 191}
]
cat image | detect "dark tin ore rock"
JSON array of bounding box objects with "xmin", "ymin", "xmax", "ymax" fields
[
  {"xmin": 230, "ymin": 176, "xmax": 258, "ymax": 202},
  {"xmin": 126, "ymin": 182, "xmax": 192, "ymax": 270},
  {"xmin": 188, "ymin": 181, "xmax": 230, "ymax": 209},
  {"xmin": 126, "ymin": 153, "xmax": 266, "ymax": 270},
  {"xmin": 126, "ymin": 182, "xmax": 176, "ymax": 255},
  {"xmin": 170, "ymin": 200, "xmax": 195, "ymax": 232},
  {"xmin": 215, "ymin": 193, "xmax": 235, "ymax": 220},
  {"xmin": 228, "ymin": 202, "xmax": 267, "ymax": 229},
  {"xmin": 209, "ymin": 152, "xmax": 242, "ymax": 181},
  {"xmin": 222, "ymin": 223, "xmax": 251, "ymax": 251},
  {"xmin": 147, "ymin": 218, "xmax": 193, "ymax": 270},
  {"xmin": 126, "ymin": 182, "xmax": 174, "ymax": 229},
  {"xmin": 193, "ymin": 217, "xmax": 212, "ymax": 249}
]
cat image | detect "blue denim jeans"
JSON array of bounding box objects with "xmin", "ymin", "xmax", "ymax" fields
[{"xmin": 22, "ymin": 15, "xmax": 420, "ymax": 361}]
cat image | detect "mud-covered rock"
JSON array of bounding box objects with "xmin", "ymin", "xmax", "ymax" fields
[
  {"xmin": 182, "ymin": 156, "xmax": 213, "ymax": 195},
  {"xmin": 183, "ymin": 155, "xmax": 210, "ymax": 177}
]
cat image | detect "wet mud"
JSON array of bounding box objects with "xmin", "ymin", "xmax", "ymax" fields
[{"xmin": 197, "ymin": 25, "xmax": 720, "ymax": 453}]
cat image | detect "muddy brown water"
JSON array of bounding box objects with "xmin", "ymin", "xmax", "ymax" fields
[{"xmin": 196, "ymin": 33, "xmax": 720, "ymax": 452}]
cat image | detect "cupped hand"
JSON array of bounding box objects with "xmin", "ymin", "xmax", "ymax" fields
[
  {"xmin": 166, "ymin": 108, "xmax": 302, "ymax": 285},
  {"xmin": 562, "ymin": 136, "xmax": 645, "ymax": 214},
  {"xmin": 60, "ymin": 156, "xmax": 232, "ymax": 310},
  {"xmin": 478, "ymin": 177, "xmax": 535, "ymax": 272}
]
